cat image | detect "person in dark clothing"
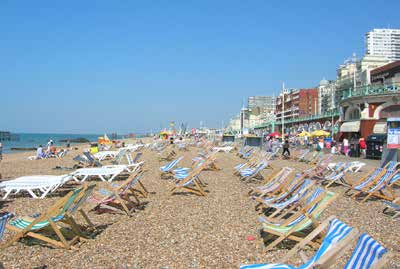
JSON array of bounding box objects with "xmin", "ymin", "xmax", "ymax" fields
[{"xmin": 282, "ymin": 139, "xmax": 290, "ymax": 157}]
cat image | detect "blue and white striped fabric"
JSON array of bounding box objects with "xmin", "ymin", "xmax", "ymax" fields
[
  {"xmin": 0, "ymin": 212, "xmax": 13, "ymax": 240},
  {"xmin": 240, "ymin": 219, "xmax": 353, "ymax": 269},
  {"xmin": 389, "ymin": 171, "xmax": 400, "ymax": 185},
  {"xmin": 260, "ymin": 174, "xmax": 304, "ymax": 203},
  {"xmin": 240, "ymin": 162, "xmax": 268, "ymax": 177},
  {"xmin": 384, "ymin": 161, "xmax": 397, "ymax": 170},
  {"xmin": 264, "ymin": 180, "xmax": 312, "ymax": 209},
  {"xmin": 160, "ymin": 157, "xmax": 183, "ymax": 172},
  {"xmin": 354, "ymin": 168, "xmax": 383, "ymax": 190},
  {"xmin": 260, "ymin": 188, "xmax": 324, "ymax": 227},
  {"xmin": 367, "ymin": 169, "xmax": 394, "ymax": 193},
  {"xmin": 343, "ymin": 233, "xmax": 387, "ymax": 269},
  {"xmin": 235, "ymin": 163, "xmax": 247, "ymax": 171}
]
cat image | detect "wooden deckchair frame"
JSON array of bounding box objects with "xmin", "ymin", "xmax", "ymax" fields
[
  {"xmin": 90, "ymin": 170, "xmax": 148, "ymax": 216},
  {"xmin": 259, "ymin": 192, "xmax": 338, "ymax": 251},
  {"xmin": 248, "ymin": 167, "xmax": 294, "ymax": 197},
  {"xmin": 281, "ymin": 215, "xmax": 360, "ymax": 264},
  {"xmin": 170, "ymin": 161, "xmax": 209, "ymax": 196},
  {"xmin": 349, "ymin": 168, "xmax": 400, "ymax": 202},
  {"xmin": 3, "ymin": 185, "xmax": 94, "ymax": 249}
]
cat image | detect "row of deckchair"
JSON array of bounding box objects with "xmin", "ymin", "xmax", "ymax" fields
[
  {"xmin": 0, "ymin": 151, "xmax": 145, "ymax": 199},
  {"xmin": 159, "ymin": 153, "xmax": 220, "ymax": 196},
  {"xmin": 0, "ymin": 169, "xmax": 150, "ymax": 249},
  {"xmin": 241, "ymin": 165, "xmax": 394, "ymax": 268},
  {"xmin": 240, "ymin": 216, "xmax": 393, "ymax": 268}
]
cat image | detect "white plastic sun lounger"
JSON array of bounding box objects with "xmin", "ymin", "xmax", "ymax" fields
[
  {"xmin": 71, "ymin": 167, "xmax": 125, "ymax": 183},
  {"xmin": 0, "ymin": 174, "xmax": 73, "ymax": 199},
  {"xmin": 93, "ymin": 151, "xmax": 119, "ymax": 161},
  {"xmin": 212, "ymin": 146, "xmax": 234, "ymax": 152}
]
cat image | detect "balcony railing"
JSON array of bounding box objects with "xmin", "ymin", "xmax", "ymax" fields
[
  {"xmin": 340, "ymin": 83, "xmax": 400, "ymax": 101},
  {"xmin": 254, "ymin": 109, "xmax": 340, "ymax": 129}
]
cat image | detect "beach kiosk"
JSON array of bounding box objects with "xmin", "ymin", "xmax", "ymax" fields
[
  {"xmin": 222, "ymin": 134, "xmax": 235, "ymax": 143},
  {"xmin": 244, "ymin": 135, "xmax": 263, "ymax": 148}
]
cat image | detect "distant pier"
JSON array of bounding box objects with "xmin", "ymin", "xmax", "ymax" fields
[{"xmin": 0, "ymin": 131, "xmax": 19, "ymax": 141}]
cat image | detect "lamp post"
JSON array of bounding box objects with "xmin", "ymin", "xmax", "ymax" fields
[{"xmin": 282, "ymin": 82, "xmax": 285, "ymax": 137}]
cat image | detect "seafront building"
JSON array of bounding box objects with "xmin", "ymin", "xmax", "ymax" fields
[
  {"xmin": 366, "ymin": 28, "xmax": 400, "ymax": 61},
  {"xmin": 226, "ymin": 95, "xmax": 275, "ymax": 134},
  {"xmin": 228, "ymin": 28, "xmax": 400, "ymax": 140}
]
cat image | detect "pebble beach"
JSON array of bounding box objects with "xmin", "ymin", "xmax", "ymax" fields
[{"xmin": 0, "ymin": 140, "xmax": 399, "ymax": 268}]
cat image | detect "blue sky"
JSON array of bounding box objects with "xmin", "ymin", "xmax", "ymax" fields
[{"xmin": 1, "ymin": 1, "xmax": 400, "ymax": 134}]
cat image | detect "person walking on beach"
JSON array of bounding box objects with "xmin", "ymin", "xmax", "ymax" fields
[
  {"xmin": 282, "ymin": 139, "xmax": 290, "ymax": 157},
  {"xmin": 359, "ymin": 137, "xmax": 366, "ymax": 158},
  {"xmin": 343, "ymin": 138, "xmax": 349, "ymax": 156}
]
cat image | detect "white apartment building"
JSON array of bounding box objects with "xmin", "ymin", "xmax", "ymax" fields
[{"xmin": 366, "ymin": 28, "xmax": 400, "ymax": 61}]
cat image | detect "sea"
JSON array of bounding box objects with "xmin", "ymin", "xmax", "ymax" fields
[{"xmin": 0, "ymin": 133, "xmax": 120, "ymax": 154}]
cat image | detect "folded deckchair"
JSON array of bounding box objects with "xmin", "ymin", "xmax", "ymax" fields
[
  {"xmin": 0, "ymin": 174, "xmax": 73, "ymax": 199},
  {"xmin": 89, "ymin": 171, "xmax": 148, "ymax": 216},
  {"xmin": 3, "ymin": 184, "xmax": 95, "ymax": 249},
  {"xmin": 258, "ymin": 189, "xmax": 337, "ymax": 251},
  {"xmin": 240, "ymin": 216, "xmax": 358, "ymax": 269},
  {"xmin": 71, "ymin": 166, "xmax": 125, "ymax": 183}
]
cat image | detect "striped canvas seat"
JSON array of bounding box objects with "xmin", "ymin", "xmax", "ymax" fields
[
  {"xmin": 0, "ymin": 213, "xmax": 13, "ymax": 240},
  {"xmin": 241, "ymin": 218, "xmax": 354, "ymax": 269},
  {"xmin": 343, "ymin": 234, "xmax": 387, "ymax": 269},
  {"xmin": 160, "ymin": 157, "xmax": 183, "ymax": 172},
  {"xmin": 353, "ymin": 168, "xmax": 383, "ymax": 190},
  {"xmin": 9, "ymin": 187, "xmax": 82, "ymax": 231}
]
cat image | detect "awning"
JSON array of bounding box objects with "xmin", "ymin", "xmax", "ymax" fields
[
  {"xmin": 373, "ymin": 121, "xmax": 387, "ymax": 134},
  {"xmin": 340, "ymin": 121, "xmax": 360, "ymax": 132}
]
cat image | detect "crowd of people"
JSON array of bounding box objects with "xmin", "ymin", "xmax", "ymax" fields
[{"xmin": 264, "ymin": 134, "xmax": 368, "ymax": 158}]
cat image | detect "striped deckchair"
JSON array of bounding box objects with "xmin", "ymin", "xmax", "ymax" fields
[
  {"xmin": 344, "ymin": 168, "xmax": 385, "ymax": 196},
  {"xmin": 257, "ymin": 179, "xmax": 314, "ymax": 218},
  {"xmin": 342, "ymin": 233, "xmax": 391, "ymax": 269},
  {"xmin": 88, "ymin": 171, "xmax": 147, "ymax": 216},
  {"xmin": 240, "ymin": 161, "xmax": 269, "ymax": 182},
  {"xmin": 170, "ymin": 161, "xmax": 208, "ymax": 196},
  {"xmin": 358, "ymin": 169, "xmax": 400, "ymax": 202},
  {"xmin": 347, "ymin": 168, "xmax": 399, "ymax": 202},
  {"xmin": 254, "ymin": 173, "xmax": 307, "ymax": 206},
  {"xmin": 249, "ymin": 168, "xmax": 294, "ymax": 197},
  {"xmin": 3, "ymin": 185, "xmax": 93, "ymax": 249},
  {"xmin": 240, "ymin": 217, "xmax": 358, "ymax": 269},
  {"xmin": 258, "ymin": 189, "xmax": 337, "ymax": 251},
  {"xmin": 0, "ymin": 213, "xmax": 13, "ymax": 241},
  {"xmin": 160, "ymin": 157, "xmax": 184, "ymax": 177}
]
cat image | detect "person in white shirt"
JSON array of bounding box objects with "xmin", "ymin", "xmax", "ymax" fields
[{"xmin": 343, "ymin": 138, "xmax": 349, "ymax": 156}]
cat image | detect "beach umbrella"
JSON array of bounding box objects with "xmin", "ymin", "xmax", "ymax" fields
[
  {"xmin": 297, "ymin": 131, "xmax": 311, "ymax": 137},
  {"xmin": 311, "ymin": 130, "xmax": 330, "ymax": 137},
  {"xmin": 268, "ymin": 132, "xmax": 281, "ymax": 138}
]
